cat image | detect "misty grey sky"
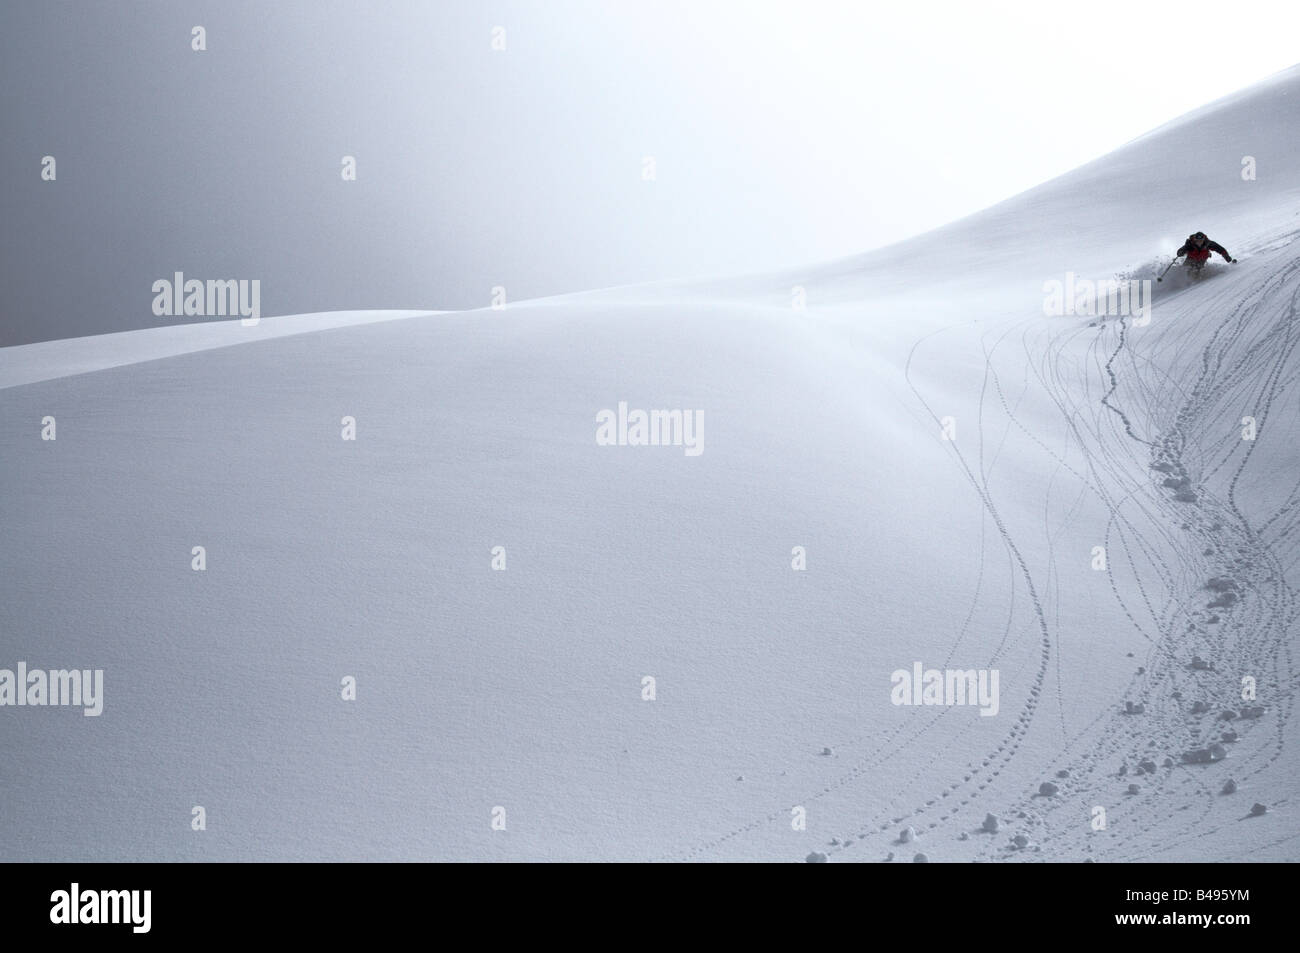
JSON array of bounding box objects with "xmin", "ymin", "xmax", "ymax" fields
[{"xmin": 2, "ymin": 0, "xmax": 1296, "ymax": 345}]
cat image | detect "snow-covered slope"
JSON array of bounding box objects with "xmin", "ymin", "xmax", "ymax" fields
[
  {"xmin": 2, "ymin": 68, "xmax": 1298, "ymax": 862},
  {"xmin": 0, "ymin": 310, "xmax": 438, "ymax": 390}
]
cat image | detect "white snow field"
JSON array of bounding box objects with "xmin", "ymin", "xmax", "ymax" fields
[{"xmin": 3, "ymin": 66, "xmax": 1299, "ymax": 863}]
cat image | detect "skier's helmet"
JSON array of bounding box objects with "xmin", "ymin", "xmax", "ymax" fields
[{"xmin": 1193, "ymin": 231, "xmax": 1207, "ymax": 242}]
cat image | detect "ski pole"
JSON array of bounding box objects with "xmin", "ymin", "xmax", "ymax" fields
[{"xmin": 1157, "ymin": 256, "xmax": 1181, "ymax": 282}]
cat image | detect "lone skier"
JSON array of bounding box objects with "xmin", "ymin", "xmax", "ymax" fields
[{"xmin": 1176, "ymin": 231, "xmax": 1235, "ymax": 271}]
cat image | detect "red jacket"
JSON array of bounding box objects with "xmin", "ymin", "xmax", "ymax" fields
[{"xmin": 1177, "ymin": 235, "xmax": 1231, "ymax": 262}]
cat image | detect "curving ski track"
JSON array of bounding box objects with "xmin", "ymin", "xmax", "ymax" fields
[{"xmin": 670, "ymin": 234, "xmax": 1300, "ymax": 862}]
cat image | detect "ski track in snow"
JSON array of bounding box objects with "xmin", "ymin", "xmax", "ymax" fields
[
  {"xmin": 889, "ymin": 242, "xmax": 1299, "ymax": 863},
  {"xmin": 667, "ymin": 232, "xmax": 1300, "ymax": 863}
]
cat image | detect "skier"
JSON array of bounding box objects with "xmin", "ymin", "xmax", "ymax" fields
[{"xmin": 1176, "ymin": 231, "xmax": 1235, "ymax": 272}]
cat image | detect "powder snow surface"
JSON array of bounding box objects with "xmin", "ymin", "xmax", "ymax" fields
[{"xmin": 2, "ymin": 67, "xmax": 1299, "ymax": 861}]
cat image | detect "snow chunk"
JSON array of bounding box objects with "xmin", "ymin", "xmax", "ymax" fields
[{"xmin": 1182, "ymin": 743, "xmax": 1227, "ymax": 764}]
